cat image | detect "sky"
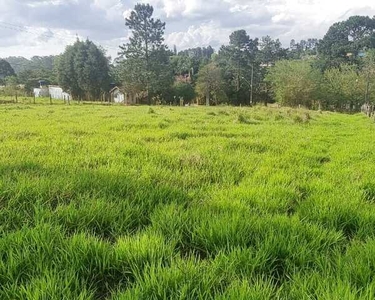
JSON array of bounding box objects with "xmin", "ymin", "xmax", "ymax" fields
[{"xmin": 0, "ymin": 0, "xmax": 375, "ymax": 60}]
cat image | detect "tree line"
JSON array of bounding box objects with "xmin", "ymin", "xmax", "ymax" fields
[{"xmin": 1, "ymin": 4, "xmax": 375, "ymax": 112}]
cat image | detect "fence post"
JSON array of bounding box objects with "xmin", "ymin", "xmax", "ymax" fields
[{"xmin": 50, "ymin": 95, "xmax": 52, "ymax": 105}]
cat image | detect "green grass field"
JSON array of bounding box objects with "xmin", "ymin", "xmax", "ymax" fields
[{"xmin": 1, "ymin": 104, "xmax": 375, "ymax": 299}]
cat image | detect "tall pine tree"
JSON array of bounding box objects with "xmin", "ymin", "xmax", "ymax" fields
[
  {"xmin": 217, "ymin": 30, "xmax": 258, "ymax": 105},
  {"xmin": 118, "ymin": 3, "xmax": 173, "ymax": 104}
]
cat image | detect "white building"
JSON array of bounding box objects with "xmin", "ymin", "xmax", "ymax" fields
[
  {"xmin": 109, "ymin": 86, "xmax": 138, "ymax": 105},
  {"xmin": 33, "ymin": 87, "xmax": 49, "ymax": 98},
  {"xmin": 49, "ymin": 86, "xmax": 71, "ymax": 100},
  {"xmin": 110, "ymin": 86, "xmax": 125, "ymax": 103},
  {"xmin": 33, "ymin": 85, "xmax": 71, "ymax": 100}
]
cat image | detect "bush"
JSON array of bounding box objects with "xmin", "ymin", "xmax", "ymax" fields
[
  {"xmin": 173, "ymin": 82, "xmax": 196, "ymax": 104},
  {"xmin": 266, "ymin": 60, "xmax": 320, "ymax": 108}
]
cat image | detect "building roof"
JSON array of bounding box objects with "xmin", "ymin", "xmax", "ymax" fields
[
  {"xmin": 109, "ymin": 86, "xmax": 125, "ymax": 94},
  {"xmin": 109, "ymin": 86, "xmax": 120, "ymax": 93}
]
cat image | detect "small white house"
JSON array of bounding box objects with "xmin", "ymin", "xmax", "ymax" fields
[
  {"xmin": 110, "ymin": 86, "xmax": 125, "ymax": 103},
  {"xmin": 109, "ymin": 86, "xmax": 139, "ymax": 105}
]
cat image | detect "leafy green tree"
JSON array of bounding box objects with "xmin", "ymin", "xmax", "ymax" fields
[
  {"xmin": 288, "ymin": 38, "xmax": 318, "ymax": 59},
  {"xmin": 170, "ymin": 55, "xmax": 193, "ymax": 76},
  {"xmin": 18, "ymin": 69, "xmax": 41, "ymax": 94},
  {"xmin": 257, "ymin": 36, "xmax": 287, "ymax": 66},
  {"xmin": 5, "ymin": 76, "xmax": 18, "ymax": 86},
  {"xmin": 318, "ymin": 16, "xmax": 375, "ymax": 68},
  {"xmin": 58, "ymin": 39, "xmax": 110, "ymax": 100},
  {"xmin": 196, "ymin": 62, "xmax": 227, "ymax": 105},
  {"xmin": 148, "ymin": 48, "xmax": 174, "ymax": 100},
  {"xmin": 114, "ymin": 58, "xmax": 145, "ymax": 99},
  {"xmin": 266, "ymin": 60, "xmax": 320, "ymax": 108},
  {"xmin": 361, "ymin": 49, "xmax": 375, "ymax": 105},
  {"xmin": 58, "ymin": 44, "xmax": 81, "ymax": 99},
  {"xmin": 254, "ymin": 36, "xmax": 288, "ymax": 105},
  {"xmin": 322, "ymin": 64, "xmax": 365, "ymax": 111},
  {"xmin": 0, "ymin": 59, "xmax": 15, "ymax": 85},
  {"xmin": 178, "ymin": 46, "xmax": 214, "ymax": 60},
  {"xmin": 177, "ymin": 46, "xmax": 214, "ymax": 77},
  {"xmin": 18, "ymin": 67, "xmax": 58, "ymax": 94},
  {"xmin": 118, "ymin": 3, "xmax": 173, "ymax": 104}
]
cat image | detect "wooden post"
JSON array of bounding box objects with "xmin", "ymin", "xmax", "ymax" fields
[
  {"xmin": 50, "ymin": 95, "xmax": 52, "ymax": 105},
  {"xmin": 15, "ymin": 92, "xmax": 18, "ymax": 103}
]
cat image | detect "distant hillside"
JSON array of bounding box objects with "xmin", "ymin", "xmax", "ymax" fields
[{"xmin": 3, "ymin": 56, "xmax": 57, "ymax": 74}]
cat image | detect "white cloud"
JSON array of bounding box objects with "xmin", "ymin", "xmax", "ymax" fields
[
  {"xmin": 162, "ymin": 0, "xmax": 186, "ymax": 17},
  {"xmin": 1, "ymin": 0, "xmax": 375, "ymax": 59},
  {"xmin": 229, "ymin": 4, "xmax": 250, "ymax": 13},
  {"xmin": 166, "ymin": 21, "xmax": 229, "ymax": 49}
]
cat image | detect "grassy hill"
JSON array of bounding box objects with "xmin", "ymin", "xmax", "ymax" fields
[{"xmin": 1, "ymin": 104, "xmax": 375, "ymax": 299}]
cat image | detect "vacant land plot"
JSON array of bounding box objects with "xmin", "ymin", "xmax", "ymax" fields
[{"xmin": 1, "ymin": 104, "xmax": 375, "ymax": 299}]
